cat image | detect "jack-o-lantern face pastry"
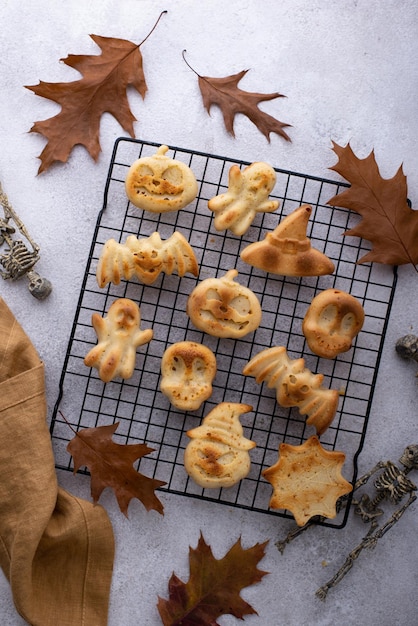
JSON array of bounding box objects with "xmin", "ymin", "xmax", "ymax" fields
[
  {"xmin": 160, "ymin": 341, "xmax": 217, "ymax": 411},
  {"xmin": 240, "ymin": 204, "xmax": 335, "ymax": 277},
  {"xmin": 186, "ymin": 269, "xmax": 262, "ymax": 338},
  {"xmin": 208, "ymin": 162, "xmax": 279, "ymax": 236},
  {"xmin": 125, "ymin": 145, "xmax": 198, "ymax": 212},
  {"xmin": 184, "ymin": 402, "xmax": 256, "ymax": 488},
  {"xmin": 243, "ymin": 346, "xmax": 341, "ymax": 435},
  {"xmin": 96, "ymin": 231, "xmax": 199, "ymax": 287},
  {"xmin": 303, "ymin": 289, "xmax": 365, "ymax": 359},
  {"xmin": 84, "ymin": 298, "xmax": 153, "ymax": 383}
]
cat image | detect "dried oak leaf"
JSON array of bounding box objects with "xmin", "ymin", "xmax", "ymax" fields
[
  {"xmin": 157, "ymin": 533, "xmax": 269, "ymax": 626},
  {"xmin": 327, "ymin": 141, "xmax": 418, "ymax": 268},
  {"xmin": 183, "ymin": 52, "xmax": 291, "ymax": 142},
  {"xmin": 67, "ymin": 421, "xmax": 166, "ymax": 516},
  {"xmin": 26, "ymin": 13, "xmax": 165, "ymax": 174}
]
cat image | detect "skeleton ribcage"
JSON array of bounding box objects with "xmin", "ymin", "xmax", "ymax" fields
[
  {"xmin": 0, "ymin": 240, "xmax": 38, "ymax": 279},
  {"xmin": 374, "ymin": 461, "xmax": 416, "ymax": 503}
]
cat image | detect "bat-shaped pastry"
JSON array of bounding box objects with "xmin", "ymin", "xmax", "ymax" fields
[
  {"xmin": 96, "ymin": 231, "xmax": 199, "ymax": 287},
  {"xmin": 243, "ymin": 346, "xmax": 340, "ymax": 435}
]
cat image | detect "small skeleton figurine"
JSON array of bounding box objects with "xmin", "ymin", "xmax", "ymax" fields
[
  {"xmin": 276, "ymin": 444, "xmax": 418, "ymax": 600},
  {"xmin": 0, "ymin": 182, "xmax": 51, "ymax": 299},
  {"xmin": 395, "ymin": 334, "xmax": 418, "ymax": 370}
]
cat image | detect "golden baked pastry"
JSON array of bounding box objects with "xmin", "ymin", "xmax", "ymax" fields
[
  {"xmin": 125, "ymin": 145, "xmax": 198, "ymax": 212},
  {"xmin": 262, "ymin": 435, "xmax": 353, "ymax": 526},
  {"xmin": 242, "ymin": 346, "xmax": 340, "ymax": 435},
  {"xmin": 208, "ymin": 162, "xmax": 279, "ymax": 235},
  {"xmin": 160, "ymin": 341, "xmax": 216, "ymax": 411},
  {"xmin": 96, "ymin": 231, "xmax": 199, "ymax": 287},
  {"xmin": 186, "ymin": 269, "xmax": 262, "ymax": 338},
  {"xmin": 84, "ymin": 298, "xmax": 153, "ymax": 383},
  {"xmin": 240, "ymin": 204, "xmax": 335, "ymax": 276},
  {"xmin": 184, "ymin": 402, "xmax": 256, "ymax": 488},
  {"xmin": 302, "ymin": 288, "xmax": 365, "ymax": 359}
]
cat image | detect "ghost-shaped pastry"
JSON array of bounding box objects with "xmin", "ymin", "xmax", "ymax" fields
[
  {"xmin": 208, "ymin": 162, "xmax": 279, "ymax": 235},
  {"xmin": 84, "ymin": 298, "xmax": 153, "ymax": 383}
]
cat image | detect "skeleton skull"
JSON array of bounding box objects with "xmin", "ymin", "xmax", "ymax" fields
[
  {"xmin": 303, "ymin": 289, "xmax": 365, "ymax": 359},
  {"xmin": 400, "ymin": 444, "xmax": 418, "ymax": 470},
  {"xmin": 160, "ymin": 341, "xmax": 216, "ymax": 411},
  {"xmin": 27, "ymin": 270, "xmax": 52, "ymax": 300}
]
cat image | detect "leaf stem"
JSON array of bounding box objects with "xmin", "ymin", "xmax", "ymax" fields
[
  {"xmin": 59, "ymin": 410, "xmax": 78, "ymax": 435},
  {"xmin": 139, "ymin": 10, "xmax": 167, "ymax": 48},
  {"xmin": 182, "ymin": 49, "xmax": 200, "ymax": 77}
]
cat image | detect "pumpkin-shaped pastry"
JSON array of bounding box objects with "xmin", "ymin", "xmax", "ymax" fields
[
  {"xmin": 302, "ymin": 289, "xmax": 365, "ymax": 359},
  {"xmin": 125, "ymin": 145, "xmax": 198, "ymax": 212},
  {"xmin": 184, "ymin": 402, "xmax": 256, "ymax": 488},
  {"xmin": 186, "ymin": 269, "xmax": 262, "ymax": 338}
]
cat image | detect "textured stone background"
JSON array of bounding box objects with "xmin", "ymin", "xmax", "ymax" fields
[{"xmin": 0, "ymin": 1, "xmax": 417, "ymax": 624}]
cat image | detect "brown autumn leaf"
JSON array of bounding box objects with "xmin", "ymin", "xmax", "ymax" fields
[
  {"xmin": 157, "ymin": 533, "xmax": 269, "ymax": 626},
  {"xmin": 67, "ymin": 421, "xmax": 166, "ymax": 516},
  {"xmin": 26, "ymin": 13, "xmax": 166, "ymax": 174},
  {"xmin": 183, "ymin": 52, "xmax": 291, "ymax": 142},
  {"xmin": 327, "ymin": 141, "xmax": 418, "ymax": 269}
]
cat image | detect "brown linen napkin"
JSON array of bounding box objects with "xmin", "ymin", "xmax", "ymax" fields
[{"xmin": 0, "ymin": 297, "xmax": 115, "ymax": 626}]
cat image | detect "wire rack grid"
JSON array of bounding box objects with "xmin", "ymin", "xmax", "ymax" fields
[{"xmin": 50, "ymin": 138, "xmax": 397, "ymax": 528}]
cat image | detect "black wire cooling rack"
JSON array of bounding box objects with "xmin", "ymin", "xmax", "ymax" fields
[{"xmin": 50, "ymin": 138, "xmax": 397, "ymax": 528}]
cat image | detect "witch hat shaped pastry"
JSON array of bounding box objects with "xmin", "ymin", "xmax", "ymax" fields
[{"xmin": 240, "ymin": 204, "xmax": 335, "ymax": 277}]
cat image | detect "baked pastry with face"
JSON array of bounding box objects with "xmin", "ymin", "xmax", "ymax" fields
[
  {"xmin": 186, "ymin": 269, "xmax": 262, "ymax": 338},
  {"xmin": 160, "ymin": 341, "xmax": 216, "ymax": 411},
  {"xmin": 184, "ymin": 402, "xmax": 256, "ymax": 488},
  {"xmin": 84, "ymin": 298, "xmax": 153, "ymax": 383},
  {"xmin": 243, "ymin": 346, "xmax": 340, "ymax": 435},
  {"xmin": 208, "ymin": 161, "xmax": 279, "ymax": 235},
  {"xmin": 96, "ymin": 231, "xmax": 199, "ymax": 287},
  {"xmin": 125, "ymin": 145, "xmax": 198, "ymax": 212},
  {"xmin": 302, "ymin": 289, "xmax": 365, "ymax": 358}
]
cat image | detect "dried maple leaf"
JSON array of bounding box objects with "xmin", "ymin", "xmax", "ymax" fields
[
  {"xmin": 157, "ymin": 533, "xmax": 269, "ymax": 626},
  {"xmin": 67, "ymin": 421, "xmax": 166, "ymax": 516},
  {"xmin": 26, "ymin": 12, "xmax": 166, "ymax": 174},
  {"xmin": 183, "ymin": 51, "xmax": 291, "ymax": 142},
  {"xmin": 327, "ymin": 141, "xmax": 418, "ymax": 269}
]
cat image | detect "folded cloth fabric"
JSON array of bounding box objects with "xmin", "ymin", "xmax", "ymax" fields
[{"xmin": 0, "ymin": 298, "xmax": 115, "ymax": 626}]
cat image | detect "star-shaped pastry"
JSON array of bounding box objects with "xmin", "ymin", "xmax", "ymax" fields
[{"xmin": 262, "ymin": 435, "xmax": 352, "ymax": 526}]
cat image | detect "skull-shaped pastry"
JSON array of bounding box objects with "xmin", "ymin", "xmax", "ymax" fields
[
  {"xmin": 186, "ymin": 269, "xmax": 262, "ymax": 338},
  {"xmin": 125, "ymin": 145, "xmax": 198, "ymax": 213},
  {"xmin": 160, "ymin": 341, "xmax": 217, "ymax": 411},
  {"xmin": 184, "ymin": 402, "xmax": 256, "ymax": 488},
  {"xmin": 302, "ymin": 289, "xmax": 365, "ymax": 359}
]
